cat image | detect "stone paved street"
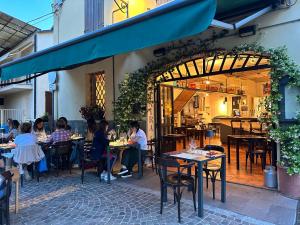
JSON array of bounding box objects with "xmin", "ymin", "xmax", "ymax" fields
[{"xmin": 10, "ymin": 172, "xmax": 274, "ymax": 225}]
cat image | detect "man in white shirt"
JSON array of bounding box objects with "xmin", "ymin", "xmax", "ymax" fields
[{"xmin": 118, "ymin": 121, "xmax": 148, "ymax": 178}]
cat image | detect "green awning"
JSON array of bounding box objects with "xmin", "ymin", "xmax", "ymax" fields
[
  {"xmin": 0, "ymin": 0, "xmax": 216, "ymax": 81},
  {"xmin": 216, "ymin": 0, "xmax": 276, "ymax": 19}
]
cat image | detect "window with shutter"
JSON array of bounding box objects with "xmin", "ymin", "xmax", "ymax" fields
[{"xmin": 85, "ymin": 0, "xmax": 104, "ymax": 33}]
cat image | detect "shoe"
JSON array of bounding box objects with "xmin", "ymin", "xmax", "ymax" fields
[
  {"xmin": 117, "ymin": 168, "xmax": 128, "ymax": 175},
  {"xmin": 24, "ymin": 170, "xmax": 32, "ymax": 181},
  {"xmin": 121, "ymin": 172, "xmax": 132, "ymax": 178},
  {"xmin": 103, "ymin": 173, "xmax": 117, "ymax": 181},
  {"xmin": 101, "ymin": 171, "xmax": 107, "ymax": 179}
]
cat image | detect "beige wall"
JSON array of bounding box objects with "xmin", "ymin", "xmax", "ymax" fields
[
  {"xmin": 35, "ymin": 31, "xmax": 54, "ymax": 119},
  {"xmin": 52, "ymin": 0, "xmax": 300, "ymax": 130}
]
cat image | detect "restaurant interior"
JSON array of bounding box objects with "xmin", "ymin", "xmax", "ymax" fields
[{"xmin": 156, "ymin": 53, "xmax": 273, "ymax": 187}]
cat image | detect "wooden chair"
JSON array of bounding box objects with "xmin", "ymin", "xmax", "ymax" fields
[
  {"xmin": 50, "ymin": 141, "xmax": 73, "ymax": 176},
  {"xmin": 157, "ymin": 157, "xmax": 196, "ymax": 223},
  {"xmin": 231, "ymin": 119, "xmax": 243, "ymax": 135},
  {"xmin": 246, "ymin": 139, "xmax": 267, "ymax": 173},
  {"xmin": 195, "ymin": 145, "xmax": 225, "ymax": 200}
]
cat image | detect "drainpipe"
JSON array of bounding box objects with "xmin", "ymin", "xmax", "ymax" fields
[
  {"xmin": 33, "ymin": 34, "xmax": 37, "ymax": 119},
  {"xmin": 112, "ymin": 56, "xmax": 116, "ymax": 121}
]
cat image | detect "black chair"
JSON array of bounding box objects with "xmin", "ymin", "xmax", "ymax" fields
[
  {"xmin": 157, "ymin": 157, "xmax": 196, "ymax": 223},
  {"xmin": 50, "ymin": 141, "xmax": 73, "ymax": 176},
  {"xmin": 246, "ymin": 139, "xmax": 267, "ymax": 172},
  {"xmin": 231, "ymin": 119, "xmax": 243, "ymax": 135},
  {"xmin": 79, "ymin": 141, "xmax": 104, "ymax": 184},
  {"xmin": 0, "ymin": 171, "xmax": 13, "ymax": 225},
  {"xmin": 195, "ymin": 145, "xmax": 224, "ymax": 200}
]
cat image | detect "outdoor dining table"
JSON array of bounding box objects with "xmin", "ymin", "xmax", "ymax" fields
[
  {"xmin": 163, "ymin": 149, "xmax": 226, "ymax": 217},
  {"xmin": 227, "ymin": 135, "xmax": 267, "ymax": 170}
]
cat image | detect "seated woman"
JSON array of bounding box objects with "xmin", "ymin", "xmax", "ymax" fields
[
  {"xmin": 92, "ymin": 120, "xmax": 117, "ymax": 181},
  {"xmin": 118, "ymin": 121, "xmax": 148, "ymax": 178},
  {"xmin": 13, "ymin": 122, "xmax": 45, "ymax": 180},
  {"xmin": 59, "ymin": 117, "xmax": 72, "ymax": 131},
  {"xmin": 4, "ymin": 120, "xmax": 20, "ymax": 141},
  {"xmin": 47, "ymin": 119, "xmax": 71, "ymax": 144},
  {"xmin": 86, "ymin": 118, "xmax": 97, "ymax": 142},
  {"xmin": 33, "ymin": 118, "xmax": 47, "ymax": 141}
]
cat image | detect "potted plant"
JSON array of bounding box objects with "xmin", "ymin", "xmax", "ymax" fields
[
  {"xmin": 79, "ymin": 105, "xmax": 105, "ymax": 121},
  {"xmin": 271, "ymin": 125, "xmax": 300, "ymax": 199}
]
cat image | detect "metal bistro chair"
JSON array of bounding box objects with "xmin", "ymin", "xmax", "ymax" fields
[
  {"xmin": 157, "ymin": 157, "xmax": 196, "ymax": 223},
  {"xmin": 79, "ymin": 141, "xmax": 104, "ymax": 184},
  {"xmin": 0, "ymin": 171, "xmax": 13, "ymax": 225},
  {"xmin": 195, "ymin": 145, "xmax": 225, "ymax": 200},
  {"xmin": 50, "ymin": 141, "xmax": 73, "ymax": 176}
]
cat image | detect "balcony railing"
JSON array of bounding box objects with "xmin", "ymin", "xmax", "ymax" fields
[
  {"xmin": 0, "ymin": 109, "xmax": 25, "ymax": 126},
  {"xmin": 0, "ymin": 75, "xmax": 32, "ymax": 86}
]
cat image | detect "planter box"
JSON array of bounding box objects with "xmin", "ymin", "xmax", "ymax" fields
[{"xmin": 278, "ymin": 165, "xmax": 300, "ymax": 200}]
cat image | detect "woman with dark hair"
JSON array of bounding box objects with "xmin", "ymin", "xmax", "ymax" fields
[
  {"xmin": 86, "ymin": 118, "xmax": 97, "ymax": 142},
  {"xmin": 13, "ymin": 122, "xmax": 45, "ymax": 180},
  {"xmin": 59, "ymin": 117, "xmax": 71, "ymax": 131},
  {"xmin": 6, "ymin": 120, "xmax": 20, "ymax": 140},
  {"xmin": 33, "ymin": 118, "xmax": 47, "ymax": 140},
  {"xmin": 92, "ymin": 120, "xmax": 117, "ymax": 181}
]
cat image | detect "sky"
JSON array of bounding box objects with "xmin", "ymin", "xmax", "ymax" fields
[{"xmin": 0, "ymin": 0, "xmax": 53, "ymax": 30}]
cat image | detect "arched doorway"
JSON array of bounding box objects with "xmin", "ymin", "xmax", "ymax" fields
[{"xmin": 154, "ymin": 51, "xmax": 272, "ymax": 187}]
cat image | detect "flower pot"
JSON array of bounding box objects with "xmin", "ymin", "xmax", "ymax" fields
[{"xmin": 277, "ymin": 165, "xmax": 300, "ymax": 199}]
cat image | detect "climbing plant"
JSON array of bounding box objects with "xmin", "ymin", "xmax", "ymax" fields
[
  {"xmin": 114, "ymin": 39, "xmax": 300, "ymax": 175},
  {"xmin": 234, "ymin": 43, "xmax": 300, "ymax": 175}
]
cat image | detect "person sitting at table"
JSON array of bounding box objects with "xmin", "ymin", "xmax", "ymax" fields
[
  {"xmin": 86, "ymin": 118, "xmax": 97, "ymax": 142},
  {"xmin": 47, "ymin": 118, "xmax": 71, "ymax": 144},
  {"xmin": 5, "ymin": 120, "xmax": 20, "ymax": 141},
  {"xmin": 13, "ymin": 122, "xmax": 45, "ymax": 180},
  {"xmin": 33, "ymin": 118, "xmax": 47, "ymax": 140},
  {"xmin": 0, "ymin": 118, "xmax": 12, "ymax": 134},
  {"xmin": 59, "ymin": 117, "xmax": 72, "ymax": 131},
  {"xmin": 118, "ymin": 121, "xmax": 148, "ymax": 178},
  {"xmin": 91, "ymin": 120, "xmax": 117, "ymax": 181}
]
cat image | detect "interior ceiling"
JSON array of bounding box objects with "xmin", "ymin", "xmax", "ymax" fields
[{"xmin": 156, "ymin": 53, "xmax": 271, "ymax": 83}]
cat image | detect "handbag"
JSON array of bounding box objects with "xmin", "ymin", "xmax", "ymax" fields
[{"xmin": 38, "ymin": 157, "xmax": 48, "ymax": 172}]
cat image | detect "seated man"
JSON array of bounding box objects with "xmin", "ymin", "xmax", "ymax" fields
[{"xmin": 118, "ymin": 121, "xmax": 148, "ymax": 178}]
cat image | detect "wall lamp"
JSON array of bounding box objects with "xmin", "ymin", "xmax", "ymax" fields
[{"xmin": 239, "ymin": 25, "xmax": 257, "ymax": 38}]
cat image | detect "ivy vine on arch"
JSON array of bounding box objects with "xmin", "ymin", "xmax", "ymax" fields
[{"xmin": 114, "ymin": 42, "xmax": 300, "ymax": 175}]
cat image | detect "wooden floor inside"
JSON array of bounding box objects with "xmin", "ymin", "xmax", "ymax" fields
[{"xmin": 175, "ymin": 135, "xmax": 271, "ymax": 188}]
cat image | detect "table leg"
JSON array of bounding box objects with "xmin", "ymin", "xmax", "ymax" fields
[
  {"xmin": 138, "ymin": 150, "xmax": 142, "ymax": 179},
  {"xmin": 107, "ymin": 147, "xmax": 111, "ymax": 184},
  {"xmin": 200, "ymin": 131, "xmax": 204, "ymax": 148},
  {"xmin": 197, "ymin": 161, "xmax": 203, "ymax": 217},
  {"xmin": 236, "ymin": 140, "xmax": 240, "ymax": 170},
  {"xmin": 15, "ymin": 180, "xmax": 19, "ymax": 213},
  {"xmin": 162, "ymin": 166, "xmax": 167, "ymax": 202},
  {"xmin": 183, "ymin": 137, "xmax": 186, "ymax": 149},
  {"xmin": 221, "ymin": 156, "xmax": 226, "ymax": 202},
  {"xmin": 227, "ymin": 136, "xmax": 231, "ymax": 164}
]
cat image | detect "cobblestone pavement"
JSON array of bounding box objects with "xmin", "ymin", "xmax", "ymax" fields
[{"xmin": 10, "ymin": 172, "xmax": 274, "ymax": 225}]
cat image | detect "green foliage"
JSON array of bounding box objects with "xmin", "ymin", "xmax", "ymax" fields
[{"xmin": 236, "ymin": 43, "xmax": 300, "ymax": 175}]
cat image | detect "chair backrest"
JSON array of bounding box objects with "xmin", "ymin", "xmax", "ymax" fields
[
  {"xmin": 204, "ymin": 145, "xmax": 225, "ymax": 153},
  {"xmin": 0, "ymin": 171, "xmax": 12, "ymax": 200},
  {"xmin": 231, "ymin": 119, "xmax": 242, "ymax": 129},
  {"xmin": 157, "ymin": 157, "xmax": 181, "ymax": 184},
  {"xmin": 52, "ymin": 141, "xmax": 72, "ymax": 155}
]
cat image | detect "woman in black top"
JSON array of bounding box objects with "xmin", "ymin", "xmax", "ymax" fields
[{"xmin": 92, "ymin": 120, "xmax": 116, "ymax": 180}]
